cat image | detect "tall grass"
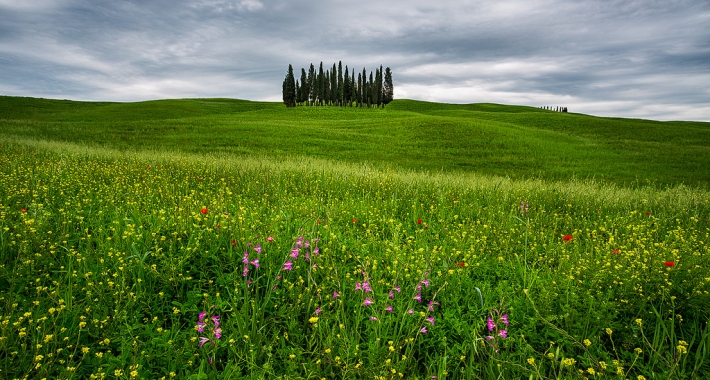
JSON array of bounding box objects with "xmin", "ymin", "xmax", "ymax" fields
[{"xmin": 1, "ymin": 136, "xmax": 708, "ymax": 379}]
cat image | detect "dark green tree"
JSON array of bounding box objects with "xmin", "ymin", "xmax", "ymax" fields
[
  {"xmin": 308, "ymin": 64, "xmax": 316, "ymax": 106},
  {"xmin": 337, "ymin": 61, "xmax": 343, "ymax": 106},
  {"xmin": 383, "ymin": 67, "xmax": 394, "ymax": 105},
  {"xmin": 343, "ymin": 66, "xmax": 351, "ymax": 107},
  {"xmin": 299, "ymin": 68, "xmax": 308, "ymax": 105},
  {"xmin": 318, "ymin": 62, "xmax": 325, "ymax": 106},
  {"xmin": 282, "ymin": 64, "xmax": 296, "ymax": 107},
  {"xmin": 357, "ymin": 72, "xmax": 363, "ymax": 107}
]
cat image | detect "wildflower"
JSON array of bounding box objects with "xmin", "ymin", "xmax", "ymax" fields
[
  {"xmin": 417, "ymin": 218, "xmax": 422, "ymax": 224},
  {"xmin": 282, "ymin": 260, "xmax": 293, "ymax": 271},
  {"xmin": 456, "ymin": 262, "xmax": 466, "ymax": 267},
  {"xmin": 363, "ymin": 297, "xmax": 374, "ymax": 306},
  {"xmin": 612, "ymin": 249, "xmax": 620, "ymax": 254},
  {"xmin": 214, "ymin": 327, "xmax": 222, "ymax": 339},
  {"xmin": 422, "ymin": 279, "xmax": 430, "ymax": 287},
  {"xmin": 266, "ymin": 236, "xmax": 274, "ymax": 242},
  {"xmin": 352, "ymin": 219, "xmax": 357, "ymax": 223},
  {"xmin": 562, "ymin": 234, "xmax": 573, "ymax": 242},
  {"xmin": 419, "ymin": 326, "xmax": 428, "ymax": 334},
  {"xmin": 198, "ymin": 311, "xmax": 207, "ymax": 321},
  {"xmin": 485, "ymin": 336, "xmax": 494, "ymax": 341},
  {"xmin": 309, "ymin": 317, "xmax": 319, "ymax": 323},
  {"xmin": 583, "ymin": 339, "xmax": 591, "ymax": 346},
  {"xmin": 253, "ymin": 244, "xmax": 262, "ymax": 253},
  {"xmin": 355, "ymin": 282, "xmax": 362, "ymax": 291},
  {"xmin": 635, "ymin": 318, "xmax": 643, "ymax": 325},
  {"xmin": 290, "ymin": 247, "xmax": 299, "ymax": 259},
  {"xmin": 394, "ymin": 285, "xmax": 401, "ymax": 293},
  {"xmin": 389, "ymin": 290, "xmax": 395, "ymax": 299},
  {"xmin": 250, "ymin": 258, "xmax": 259, "ymax": 268},
  {"xmin": 362, "ymin": 282, "xmax": 372, "ymax": 293},
  {"xmin": 369, "ymin": 316, "xmax": 378, "ymax": 321},
  {"xmin": 426, "ymin": 316, "xmax": 435, "ymax": 325},
  {"xmin": 200, "ymin": 207, "xmax": 208, "ymax": 215},
  {"xmin": 407, "ymin": 309, "xmax": 414, "ymax": 314},
  {"xmin": 242, "ymin": 265, "xmax": 248, "ymax": 277},
  {"xmin": 231, "ymin": 239, "xmax": 237, "ymax": 247},
  {"xmin": 428, "ymin": 300, "xmax": 440, "ymax": 311},
  {"xmin": 21, "ymin": 207, "xmax": 27, "ymax": 213},
  {"xmin": 498, "ymin": 329, "xmax": 507, "ymax": 338},
  {"xmin": 664, "ymin": 261, "xmax": 675, "ymax": 267},
  {"xmin": 211, "ymin": 315, "xmax": 220, "ymax": 327},
  {"xmin": 645, "ymin": 211, "xmax": 651, "ymax": 215},
  {"xmin": 414, "ymin": 293, "xmax": 422, "ymax": 302},
  {"xmin": 500, "ymin": 313, "xmax": 509, "ymax": 326},
  {"xmin": 385, "ymin": 305, "xmax": 393, "ymax": 313},
  {"xmin": 519, "ymin": 201, "xmax": 529, "ymax": 214},
  {"xmin": 487, "ymin": 317, "xmax": 495, "ymax": 332},
  {"xmin": 332, "ymin": 291, "xmax": 340, "ymax": 299},
  {"xmin": 315, "ymin": 307, "xmax": 321, "ymax": 315},
  {"xmin": 198, "ymin": 337, "xmax": 210, "ymax": 348},
  {"xmin": 605, "ymin": 328, "xmax": 613, "ymax": 335},
  {"xmin": 242, "ymin": 252, "xmax": 249, "ymax": 264},
  {"xmin": 527, "ymin": 358, "xmax": 535, "ymax": 365}
]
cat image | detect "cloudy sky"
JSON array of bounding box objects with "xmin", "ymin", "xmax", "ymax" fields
[{"xmin": 1, "ymin": 0, "xmax": 709, "ymax": 121}]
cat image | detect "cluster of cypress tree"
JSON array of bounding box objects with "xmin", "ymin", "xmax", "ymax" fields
[{"xmin": 282, "ymin": 61, "xmax": 393, "ymax": 108}]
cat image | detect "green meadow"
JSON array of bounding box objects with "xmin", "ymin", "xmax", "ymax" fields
[{"xmin": 1, "ymin": 96, "xmax": 709, "ymax": 379}]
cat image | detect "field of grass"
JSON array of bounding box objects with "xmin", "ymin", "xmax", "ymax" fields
[
  {"xmin": 2, "ymin": 96, "xmax": 710, "ymax": 187},
  {"xmin": 1, "ymin": 97, "xmax": 709, "ymax": 379}
]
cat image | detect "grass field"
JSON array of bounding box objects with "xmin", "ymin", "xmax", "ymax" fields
[
  {"xmin": 2, "ymin": 96, "xmax": 709, "ymax": 187},
  {"xmin": 1, "ymin": 96, "xmax": 709, "ymax": 379}
]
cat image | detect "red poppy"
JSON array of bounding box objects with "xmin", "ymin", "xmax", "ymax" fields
[
  {"xmin": 611, "ymin": 249, "xmax": 620, "ymax": 254},
  {"xmin": 266, "ymin": 236, "xmax": 274, "ymax": 242},
  {"xmin": 231, "ymin": 239, "xmax": 237, "ymax": 247},
  {"xmin": 197, "ymin": 177, "xmax": 202, "ymax": 181},
  {"xmin": 417, "ymin": 218, "xmax": 422, "ymax": 225},
  {"xmin": 562, "ymin": 234, "xmax": 573, "ymax": 242},
  {"xmin": 645, "ymin": 211, "xmax": 651, "ymax": 215},
  {"xmin": 200, "ymin": 207, "xmax": 208, "ymax": 215},
  {"xmin": 352, "ymin": 219, "xmax": 357, "ymax": 223},
  {"xmin": 317, "ymin": 219, "xmax": 321, "ymax": 224},
  {"xmin": 456, "ymin": 262, "xmax": 466, "ymax": 267},
  {"xmin": 664, "ymin": 261, "xmax": 675, "ymax": 267},
  {"xmin": 20, "ymin": 208, "xmax": 27, "ymax": 213}
]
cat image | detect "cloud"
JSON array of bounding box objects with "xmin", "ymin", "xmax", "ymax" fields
[{"xmin": 0, "ymin": 0, "xmax": 708, "ymax": 120}]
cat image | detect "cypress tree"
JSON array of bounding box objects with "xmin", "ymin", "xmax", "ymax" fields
[
  {"xmin": 337, "ymin": 61, "xmax": 343, "ymax": 106},
  {"xmin": 351, "ymin": 72, "xmax": 356, "ymax": 107},
  {"xmin": 318, "ymin": 62, "xmax": 325, "ymax": 106},
  {"xmin": 295, "ymin": 80, "xmax": 300, "ymax": 106},
  {"xmin": 362, "ymin": 68, "xmax": 367, "ymax": 107},
  {"xmin": 282, "ymin": 64, "xmax": 296, "ymax": 107},
  {"xmin": 307, "ymin": 64, "xmax": 315, "ymax": 106},
  {"xmin": 383, "ymin": 67, "xmax": 393, "ymax": 105},
  {"xmin": 331, "ymin": 63, "xmax": 337, "ymax": 106},
  {"xmin": 325, "ymin": 70, "xmax": 331, "ymax": 105},
  {"xmin": 357, "ymin": 72, "xmax": 362, "ymax": 107},
  {"xmin": 369, "ymin": 71, "xmax": 374, "ymax": 107},
  {"xmin": 299, "ymin": 68, "xmax": 308, "ymax": 105},
  {"xmin": 344, "ymin": 66, "xmax": 351, "ymax": 107}
]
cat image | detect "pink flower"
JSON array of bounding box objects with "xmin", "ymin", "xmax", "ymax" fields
[
  {"xmin": 394, "ymin": 285, "xmax": 401, "ymax": 293},
  {"xmin": 250, "ymin": 258, "xmax": 259, "ymax": 268},
  {"xmin": 243, "ymin": 265, "xmax": 249, "ymax": 277},
  {"xmin": 389, "ymin": 290, "xmax": 395, "ymax": 299},
  {"xmin": 369, "ymin": 316, "xmax": 378, "ymax": 321},
  {"xmin": 315, "ymin": 307, "xmax": 321, "ymax": 315},
  {"xmin": 266, "ymin": 236, "xmax": 274, "ymax": 242},
  {"xmin": 363, "ymin": 297, "xmax": 374, "ymax": 306},
  {"xmin": 426, "ymin": 316, "xmax": 435, "ymax": 326},
  {"xmin": 419, "ymin": 326, "xmax": 428, "ymax": 334},
  {"xmin": 212, "ymin": 315, "xmax": 220, "ymax": 327},
  {"xmin": 197, "ymin": 322, "xmax": 206, "ymax": 333},
  {"xmin": 385, "ymin": 305, "xmax": 393, "ymax": 313},
  {"xmin": 290, "ymin": 247, "xmax": 299, "ymax": 259},
  {"xmin": 487, "ymin": 317, "xmax": 495, "ymax": 332},
  {"xmin": 355, "ymin": 282, "xmax": 362, "ymax": 291},
  {"xmin": 422, "ymin": 279, "xmax": 430, "ymax": 287},
  {"xmin": 253, "ymin": 244, "xmax": 262, "ymax": 254},
  {"xmin": 498, "ymin": 329, "xmax": 507, "ymax": 338},
  {"xmin": 198, "ymin": 336, "xmax": 211, "ymax": 348},
  {"xmin": 414, "ymin": 293, "xmax": 422, "ymax": 302},
  {"xmin": 214, "ymin": 327, "xmax": 222, "ymax": 339},
  {"xmin": 332, "ymin": 291, "xmax": 340, "ymax": 299},
  {"xmin": 282, "ymin": 260, "xmax": 293, "ymax": 271},
  {"xmin": 407, "ymin": 309, "xmax": 414, "ymax": 315},
  {"xmin": 500, "ymin": 314, "xmax": 508, "ymax": 326},
  {"xmin": 362, "ymin": 282, "xmax": 372, "ymax": 293},
  {"xmin": 198, "ymin": 311, "xmax": 207, "ymax": 322}
]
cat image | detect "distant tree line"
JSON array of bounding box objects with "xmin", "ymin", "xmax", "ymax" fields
[
  {"xmin": 282, "ymin": 62, "xmax": 393, "ymax": 108},
  {"xmin": 540, "ymin": 106, "xmax": 568, "ymax": 112}
]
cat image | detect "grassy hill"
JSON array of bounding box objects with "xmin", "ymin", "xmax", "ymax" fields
[{"xmin": 2, "ymin": 96, "xmax": 708, "ymax": 187}]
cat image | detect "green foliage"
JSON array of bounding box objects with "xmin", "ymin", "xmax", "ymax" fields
[{"xmin": 0, "ymin": 136, "xmax": 709, "ymax": 378}]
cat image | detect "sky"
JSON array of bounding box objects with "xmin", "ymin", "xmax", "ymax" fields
[{"xmin": 1, "ymin": 0, "xmax": 709, "ymax": 121}]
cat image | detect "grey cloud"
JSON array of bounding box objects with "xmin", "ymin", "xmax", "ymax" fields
[{"xmin": 0, "ymin": 0, "xmax": 708, "ymax": 120}]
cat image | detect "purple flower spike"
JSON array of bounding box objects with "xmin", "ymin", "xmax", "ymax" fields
[
  {"xmin": 214, "ymin": 327, "xmax": 222, "ymax": 339},
  {"xmin": 243, "ymin": 265, "xmax": 249, "ymax": 277},
  {"xmin": 422, "ymin": 279, "xmax": 430, "ymax": 287},
  {"xmin": 250, "ymin": 258, "xmax": 259, "ymax": 268},
  {"xmin": 198, "ymin": 311, "xmax": 207, "ymax": 322},
  {"xmin": 197, "ymin": 321, "xmax": 206, "ymax": 333},
  {"xmin": 501, "ymin": 313, "xmax": 509, "ymax": 326},
  {"xmin": 315, "ymin": 307, "xmax": 321, "ymax": 315},
  {"xmin": 363, "ymin": 297, "xmax": 374, "ymax": 306},
  {"xmin": 363, "ymin": 282, "xmax": 372, "ymax": 293},
  {"xmin": 414, "ymin": 293, "xmax": 422, "ymax": 302},
  {"xmin": 313, "ymin": 247, "xmax": 320, "ymax": 255},
  {"xmin": 394, "ymin": 285, "xmax": 401, "ymax": 293},
  {"xmin": 332, "ymin": 291, "xmax": 340, "ymax": 299},
  {"xmin": 487, "ymin": 317, "xmax": 495, "ymax": 332},
  {"xmin": 385, "ymin": 305, "xmax": 393, "ymax": 313},
  {"xmin": 389, "ymin": 290, "xmax": 395, "ymax": 299},
  {"xmin": 242, "ymin": 252, "xmax": 249, "ymax": 264},
  {"xmin": 198, "ymin": 336, "xmax": 210, "ymax": 348},
  {"xmin": 419, "ymin": 326, "xmax": 428, "ymax": 334},
  {"xmin": 211, "ymin": 315, "xmax": 220, "ymax": 327},
  {"xmin": 282, "ymin": 260, "xmax": 293, "ymax": 271},
  {"xmin": 499, "ymin": 329, "xmax": 507, "ymax": 338},
  {"xmin": 253, "ymin": 244, "xmax": 262, "ymax": 254},
  {"xmin": 290, "ymin": 247, "xmax": 299, "ymax": 259},
  {"xmin": 426, "ymin": 316, "xmax": 435, "ymax": 326},
  {"xmin": 355, "ymin": 282, "xmax": 362, "ymax": 291}
]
